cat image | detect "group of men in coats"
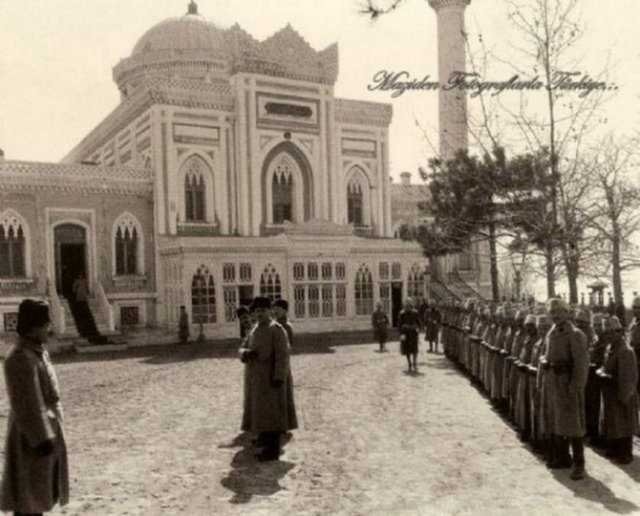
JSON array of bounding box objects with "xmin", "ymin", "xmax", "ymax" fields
[
  {"xmin": 237, "ymin": 297, "xmax": 298, "ymax": 462},
  {"xmin": 439, "ymin": 296, "xmax": 640, "ymax": 481}
]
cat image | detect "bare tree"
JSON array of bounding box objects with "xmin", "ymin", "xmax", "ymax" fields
[
  {"xmin": 585, "ymin": 133, "xmax": 640, "ymax": 305},
  {"xmin": 501, "ymin": 0, "xmax": 614, "ymax": 302}
]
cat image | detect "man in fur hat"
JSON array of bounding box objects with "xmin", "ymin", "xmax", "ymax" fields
[
  {"xmin": 1, "ymin": 299, "xmax": 70, "ymax": 515},
  {"xmin": 239, "ymin": 297, "xmax": 294, "ymax": 461}
]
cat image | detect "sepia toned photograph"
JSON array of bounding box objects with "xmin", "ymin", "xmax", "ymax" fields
[{"xmin": 1, "ymin": 0, "xmax": 640, "ymax": 514}]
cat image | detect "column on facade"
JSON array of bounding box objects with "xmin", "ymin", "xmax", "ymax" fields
[
  {"xmin": 318, "ymin": 89, "xmax": 330, "ymax": 220},
  {"xmin": 166, "ymin": 110, "xmax": 180, "ymax": 235},
  {"xmin": 247, "ymin": 78, "xmax": 262, "ymax": 236},
  {"xmin": 152, "ymin": 107, "xmax": 168, "ymax": 235},
  {"xmin": 217, "ymin": 125, "xmax": 230, "ymax": 234},
  {"xmin": 327, "ymin": 99, "xmax": 339, "ymax": 224},
  {"xmin": 382, "ymin": 132, "xmax": 392, "ymax": 237},
  {"xmin": 234, "ymin": 76, "xmax": 251, "ymax": 236}
]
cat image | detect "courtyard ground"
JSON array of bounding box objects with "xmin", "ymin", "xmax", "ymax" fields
[{"xmin": 1, "ymin": 339, "xmax": 640, "ymax": 515}]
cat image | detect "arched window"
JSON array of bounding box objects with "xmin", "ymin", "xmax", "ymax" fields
[
  {"xmin": 113, "ymin": 213, "xmax": 144, "ymax": 276},
  {"xmin": 191, "ymin": 265, "xmax": 216, "ymax": 323},
  {"xmin": 260, "ymin": 264, "xmax": 282, "ymax": 301},
  {"xmin": 347, "ymin": 180, "xmax": 364, "ymax": 226},
  {"xmin": 0, "ymin": 221, "xmax": 25, "ymax": 278},
  {"xmin": 182, "ymin": 156, "xmax": 210, "ymax": 222},
  {"xmin": 407, "ymin": 264, "xmax": 426, "ymax": 302},
  {"xmin": 355, "ymin": 265, "xmax": 374, "ymax": 315},
  {"xmin": 272, "ymin": 165, "xmax": 293, "ymax": 224}
]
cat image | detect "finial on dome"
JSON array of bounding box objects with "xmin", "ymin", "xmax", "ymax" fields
[{"xmin": 187, "ymin": 0, "xmax": 198, "ymax": 15}]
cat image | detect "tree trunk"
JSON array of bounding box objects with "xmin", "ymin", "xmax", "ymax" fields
[
  {"xmin": 545, "ymin": 243, "xmax": 555, "ymax": 298},
  {"xmin": 489, "ymin": 221, "xmax": 500, "ymax": 302},
  {"xmin": 612, "ymin": 227, "xmax": 623, "ymax": 305},
  {"xmin": 566, "ymin": 263, "xmax": 579, "ymax": 305}
]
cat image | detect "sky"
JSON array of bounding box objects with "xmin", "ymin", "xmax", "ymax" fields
[{"xmin": 1, "ymin": 0, "xmax": 640, "ymax": 299}]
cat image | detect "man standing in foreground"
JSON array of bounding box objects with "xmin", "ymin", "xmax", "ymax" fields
[
  {"xmin": 239, "ymin": 297, "xmax": 294, "ymax": 461},
  {"xmin": 542, "ymin": 297, "xmax": 589, "ymax": 480},
  {"xmin": 271, "ymin": 299, "xmax": 299, "ymax": 435}
]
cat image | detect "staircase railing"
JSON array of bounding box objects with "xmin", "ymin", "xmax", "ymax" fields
[
  {"xmin": 95, "ymin": 281, "xmax": 115, "ymax": 332},
  {"xmin": 448, "ymin": 269, "xmax": 486, "ymax": 302},
  {"xmin": 46, "ymin": 278, "xmax": 66, "ymax": 335},
  {"xmin": 428, "ymin": 278, "xmax": 460, "ymax": 304}
]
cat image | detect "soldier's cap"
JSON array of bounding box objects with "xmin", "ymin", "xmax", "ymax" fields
[
  {"xmin": 605, "ymin": 315, "xmax": 624, "ymax": 332},
  {"xmin": 547, "ymin": 297, "xmax": 570, "ymax": 312},
  {"xmin": 574, "ymin": 308, "xmax": 592, "ymax": 324},
  {"xmin": 524, "ymin": 314, "xmax": 537, "ymax": 326},
  {"xmin": 633, "ymin": 296, "xmax": 640, "ymax": 309},
  {"xmin": 536, "ymin": 314, "xmax": 552, "ymax": 328},
  {"xmin": 250, "ymin": 296, "xmax": 272, "ymax": 310}
]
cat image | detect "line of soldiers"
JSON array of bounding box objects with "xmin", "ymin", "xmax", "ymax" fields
[{"xmin": 439, "ymin": 296, "xmax": 640, "ymax": 481}]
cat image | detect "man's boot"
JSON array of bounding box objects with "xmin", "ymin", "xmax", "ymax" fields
[{"xmin": 570, "ymin": 437, "xmax": 585, "ymax": 480}]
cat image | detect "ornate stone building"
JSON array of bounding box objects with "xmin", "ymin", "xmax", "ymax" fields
[{"xmin": 0, "ymin": 2, "xmax": 426, "ymax": 339}]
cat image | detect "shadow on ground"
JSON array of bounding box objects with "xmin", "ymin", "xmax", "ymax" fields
[
  {"xmin": 219, "ymin": 435, "xmax": 295, "ymax": 505},
  {"xmin": 550, "ymin": 468, "xmax": 639, "ymax": 514}
]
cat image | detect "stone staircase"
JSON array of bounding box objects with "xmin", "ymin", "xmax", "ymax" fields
[
  {"xmin": 446, "ymin": 271, "xmax": 486, "ymax": 302},
  {"xmin": 59, "ymin": 298, "xmax": 120, "ymax": 343}
]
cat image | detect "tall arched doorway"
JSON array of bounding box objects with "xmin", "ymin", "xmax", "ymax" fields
[{"xmin": 54, "ymin": 223, "xmax": 88, "ymax": 299}]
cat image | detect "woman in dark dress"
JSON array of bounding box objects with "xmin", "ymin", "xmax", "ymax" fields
[{"xmin": 398, "ymin": 298, "xmax": 421, "ymax": 373}]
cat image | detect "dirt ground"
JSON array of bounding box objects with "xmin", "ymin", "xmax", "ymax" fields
[{"xmin": 2, "ymin": 339, "xmax": 640, "ymax": 515}]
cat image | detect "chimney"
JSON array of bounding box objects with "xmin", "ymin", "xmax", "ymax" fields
[
  {"xmin": 0, "ymin": 148, "xmax": 4, "ymax": 163},
  {"xmin": 400, "ymin": 171, "xmax": 411, "ymax": 186}
]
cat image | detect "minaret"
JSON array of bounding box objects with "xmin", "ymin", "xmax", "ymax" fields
[{"xmin": 428, "ymin": 0, "xmax": 471, "ymax": 160}]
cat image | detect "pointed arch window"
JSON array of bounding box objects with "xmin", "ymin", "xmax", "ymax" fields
[
  {"xmin": 347, "ymin": 180, "xmax": 364, "ymax": 226},
  {"xmin": 191, "ymin": 265, "xmax": 216, "ymax": 323},
  {"xmin": 182, "ymin": 156, "xmax": 210, "ymax": 223},
  {"xmin": 260, "ymin": 264, "xmax": 282, "ymax": 301},
  {"xmin": 0, "ymin": 222, "xmax": 25, "ymax": 278},
  {"xmin": 272, "ymin": 167, "xmax": 293, "ymax": 224},
  {"xmin": 355, "ymin": 265, "xmax": 374, "ymax": 315},
  {"xmin": 113, "ymin": 214, "xmax": 144, "ymax": 276}
]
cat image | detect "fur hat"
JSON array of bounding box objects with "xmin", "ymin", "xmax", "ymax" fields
[
  {"xmin": 235, "ymin": 305, "xmax": 250, "ymax": 317},
  {"xmin": 524, "ymin": 314, "xmax": 537, "ymax": 326},
  {"xmin": 250, "ymin": 296, "xmax": 272, "ymax": 310},
  {"xmin": 272, "ymin": 298, "xmax": 289, "ymax": 311},
  {"xmin": 16, "ymin": 299, "xmax": 50, "ymax": 337}
]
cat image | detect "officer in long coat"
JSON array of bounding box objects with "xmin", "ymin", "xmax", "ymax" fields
[
  {"xmin": 503, "ymin": 310, "xmax": 526, "ymax": 416},
  {"xmin": 398, "ymin": 298, "xmax": 421, "ymax": 373},
  {"xmin": 584, "ymin": 312, "xmax": 607, "ymax": 445},
  {"xmin": 540, "ymin": 298, "xmax": 589, "ymax": 480},
  {"xmin": 239, "ymin": 297, "xmax": 294, "ymax": 461},
  {"xmin": 514, "ymin": 314, "xmax": 537, "ymax": 439},
  {"xmin": 238, "ymin": 306, "xmax": 255, "ymax": 433},
  {"xmin": 529, "ymin": 314, "xmax": 552, "ymax": 454},
  {"xmin": 598, "ymin": 316, "xmax": 639, "ymax": 464},
  {"xmin": 371, "ymin": 302, "xmax": 390, "ymax": 353},
  {"xmin": 1, "ymin": 299, "xmax": 70, "ymax": 515},
  {"xmin": 271, "ymin": 299, "xmax": 299, "ymax": 433}
]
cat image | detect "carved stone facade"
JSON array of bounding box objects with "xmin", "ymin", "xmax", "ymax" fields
[{"xmin": 0, "ymin": 3, "xmax": 425, "ymax": 337}]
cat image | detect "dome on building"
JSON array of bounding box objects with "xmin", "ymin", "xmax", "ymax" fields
[{"xmin": 131, "ymin": 1, "xmax": 226, "ymax": 56}]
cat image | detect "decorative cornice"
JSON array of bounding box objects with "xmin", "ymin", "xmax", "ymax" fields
[{"xmin": 0, "ymin": 161, "xmax": 153, "ymax": 197}]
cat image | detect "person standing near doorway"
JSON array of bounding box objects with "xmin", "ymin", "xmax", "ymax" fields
[
  {"xmin": 0, "ymin": 299, "xmax": 70, "ymax": 516},
  {"xmin": 371, "ymin": 302, "xmax": 390, "ymax": 353},
  {"xmin": 399, "ymin": 298, "xmax": 421, "ymax": 373},
  {"xmin": 178, "ymin": 306, "xmax": 190, "ymax": 345}
]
